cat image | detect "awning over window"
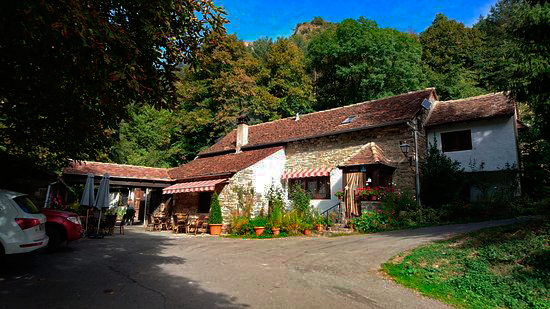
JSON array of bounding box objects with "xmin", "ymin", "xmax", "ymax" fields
[
  {"xmin": 162, "ymin": 178, "xmax": 228, "ymax": 194},
  {"xmin": 282, "ymin": 166, "xmax": 333, "ymax": 179}
]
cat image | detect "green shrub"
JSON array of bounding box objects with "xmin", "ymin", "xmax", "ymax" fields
[
  {"xmin": 270, "ymin": 200, "xmax": 283, "ymax": 228},
  {"xmin": 422, "ymin": 141, "xmax": 465, "ymax": 208},
  {"xmin": 351, "ymin": 210, "xmax": 388, "ymax": 233},
  {"xmin": 250, "ymin": 216, "xmax": 268, "ymax": 227},
  {"xmin": 401, "ymin": 207, "xmax": 441, "ymax": 226},
  {"xmin": 229, "ymin": 213, "xmax": 250, "ymax": 235},
  {"xmin": 208, "ymin": 192, "xmax": 223, "ymax": 224},
  {"xmin": 290, "ymin": 184, "xmax": 311, "ymax": 218},
  {"xmin": 282, "ymin": 210, "xmax": 302, "ymax": 234}
]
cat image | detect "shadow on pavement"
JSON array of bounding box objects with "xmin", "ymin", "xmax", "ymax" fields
[{"xmin": 0, "ymin": 227, "xmax": 249, "ymax": 309}]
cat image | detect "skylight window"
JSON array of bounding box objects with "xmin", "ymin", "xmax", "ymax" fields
[{"xmin": 340, "ymin": 116, "xmax": 356, "ymax": 125}]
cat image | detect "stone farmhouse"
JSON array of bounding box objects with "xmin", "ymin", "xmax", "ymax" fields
[{"xmin": 64, "ymin": 88, "xmax": 521, "ymax": 226}]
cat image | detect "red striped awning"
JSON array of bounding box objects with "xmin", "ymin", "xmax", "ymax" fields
[
  {"xmin": 282, "ymin": 165, "xmax": 333, "ymax": 179},
  {"xmin": 162, "ymin": 178, "xmax": 228, "ymax": 194}
]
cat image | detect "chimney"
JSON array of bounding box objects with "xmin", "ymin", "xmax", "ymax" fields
[{"xmin": 236, "ymin": 115, "xmax": 249, "ymax": 153}]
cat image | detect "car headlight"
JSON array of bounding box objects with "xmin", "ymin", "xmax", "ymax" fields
[{"xmin": 67, "ymin": 216, "xmax": 81, "ymax": 225}]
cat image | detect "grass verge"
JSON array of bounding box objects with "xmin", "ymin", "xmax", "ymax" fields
[{"xmin": 383, "ymin": 219, "xmax": 550, "ymax": 309}]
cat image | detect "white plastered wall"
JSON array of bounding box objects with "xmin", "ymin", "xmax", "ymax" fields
[{"xmin": 426, "ymin": 116, "xmax": 519, "ymax": 172}]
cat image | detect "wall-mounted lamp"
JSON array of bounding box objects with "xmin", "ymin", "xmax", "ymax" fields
[{"xmin": 400, "ymin": 141, "xmax": 413, "ymax": 166}]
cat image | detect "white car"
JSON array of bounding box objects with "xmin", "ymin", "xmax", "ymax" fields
[{"xmin": 0, "ymin": 190, "xmax": 49, "ymax": 261}]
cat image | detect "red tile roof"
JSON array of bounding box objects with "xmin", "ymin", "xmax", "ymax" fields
[
  {"xmin": 426, "ymin": 93, "xmax": 515, "ymax": 127},
  {"xmin": 64, "ymin": 161, "xmax": 171, "ymax": 181},
  {"xmin": 168, "ymin": 147, "xmax": 284, "ymax": 181},
  {"xmin": 340, "ymin": 143, "xmax": 394, "ymax": 167},
  {"xmin": 200, "ymin": 89, "xmax": 436, "ymax": 156}
]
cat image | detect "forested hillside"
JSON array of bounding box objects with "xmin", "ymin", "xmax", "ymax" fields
[{"xmin": 2, "ymin": 1, "xmax": 548, "ymax": 195}]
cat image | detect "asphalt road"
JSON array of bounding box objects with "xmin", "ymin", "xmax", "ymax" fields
[{"xmin": 0, "ymin": 218, "xmax": 523, "ymax": 309}]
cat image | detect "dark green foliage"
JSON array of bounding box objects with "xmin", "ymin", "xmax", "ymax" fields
[
  {"xmin": 420, "ymin": 13, "xmax": 487, "ymax": 100},
  {"xmin": 384, "ymin": 220, "xmax": 550, "ymax": 309},
  {"xmin": 476, "ymin": 0, "xmax": 550, "ymax": 139},
  {"xmin": 307, "ymin": 17, "xmax": 425, "ymax": 110},
  {"xmin": 263, "ymin": 39, "xmax": 314, "ymax": 117},
  {"xmin": 111, "ymin": 105, "xmax": 180, "ymax": 167},
  {"xmin": 351, "ymin": 211, "xmax": 387, "ymax": 233},
  {"xmin": 421, "ymin": 142, "xmax": 465, "ymax": 208},
  {"xmin": 208, "ymin": 192, "xmax": 222, "ymax": 224},
  {"xmin": 0, "ymin": 0, "xmax": 226, "ymax": 169}
]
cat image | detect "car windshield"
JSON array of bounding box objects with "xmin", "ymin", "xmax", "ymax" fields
[{"xmin": 13, "ymin": 196, "xmax": 41, "ymax": 214}]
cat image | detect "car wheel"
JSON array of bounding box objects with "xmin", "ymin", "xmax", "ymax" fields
[{"xmin": 46, "ymin": 225, "xmax": 63, "ymax": 249}]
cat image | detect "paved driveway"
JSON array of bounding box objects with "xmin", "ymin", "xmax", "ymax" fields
[{"xmin": 0, "ymin": 218, "xmax": 522, "ymax": 309}]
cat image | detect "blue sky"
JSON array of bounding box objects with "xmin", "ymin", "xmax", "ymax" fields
[{"xmin": 214, "ymin": 0, "xmax": 497, "ymax": 41}]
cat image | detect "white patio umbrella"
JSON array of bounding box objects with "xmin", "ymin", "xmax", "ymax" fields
[
  {"xmin": 80, "ymin": 174, "xmax": 95, "ymax": 233},
  {"xmin": 93, "ymin": 173, "xmax": 110, "ymax": 237}
]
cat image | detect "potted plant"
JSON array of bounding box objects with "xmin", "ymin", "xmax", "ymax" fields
[
  {"xmin": 359, "ymin": 187, "xmax": 380, "ymax": 201},
  {"xmin": 270, "ymin": 201, "xmax": 283, "ymax": 236},
  {"xmin": 302, "ymin": 221, "xmax": 313, "ymax": 236},
  {"xmin": 314, "ymin": 215, "xmax": 324, "ymax": 231},
  {"xmin": 251, "ymin": 216, "xmax": 268, "ymax": 236},
  {"xmin": 208, "ymin": 193, "xmax": 223, "ymax": 235},
  {"xmin": 334, "ymin": 191, "xmax": 344, "ymax": 200}
]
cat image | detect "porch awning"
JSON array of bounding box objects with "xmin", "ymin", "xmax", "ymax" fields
[
  {"xmin": 162, "ymin": 178, "xmax": 228, "ymax": 194},
  {"xmin": 282, "ymin": 165, "xmax": 333, "ymax": 179}
]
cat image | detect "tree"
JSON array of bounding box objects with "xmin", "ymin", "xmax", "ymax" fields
[
  {"xmin": 476, "ymin": 0, "xmax": 550, "ymax": 139},
  {"xmin": 263, "ymin": 39, "xmax": 315, "ymax": 117},
  {"xmin": 0, "ymin": 0, "xmax": 226, "ymax": 169},
  {"xmin": 421, "ymin": 142, "xmax": 465, "ymax": 208},
  {"xmin": 110, "ymin": 105, "xmax": 179, "ymax": 168},
  {"xmin": 174, "ymin": 34, "xmax": 278, "ymax": 160},
  {"xmin": 420, "ymin": 13, "xmax": 487, "ymax": 100},
  {"xmin": 307, "ymin": 18, "xmax": 425, "ymax": 110},
  {"xmin": 247, "ymin": 37, "xmax": 273, "ymax": 63}
]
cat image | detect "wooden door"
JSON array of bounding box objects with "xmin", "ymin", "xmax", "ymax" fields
[{"xmin": 343, "ymin": 172, "xmax": 363, "ymax": 218}]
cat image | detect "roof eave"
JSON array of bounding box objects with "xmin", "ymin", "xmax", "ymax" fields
[
  {"xmin": 200, "ymin": 120, "xmax": 411, "ymax": 158},
  {"xmin": 425, "ymin": 113, "xmax": 515, "ymax": 128}
]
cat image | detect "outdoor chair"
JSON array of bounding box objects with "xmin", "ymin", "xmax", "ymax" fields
[
  {"xmin": 173, "ymin": 214, "xmax": 189, "ymax": 234},
  {"xmin": 102, "ymin": 215, "xmax": 117, "ymax": 236},
  {"xmin": 145, "ymin": 214, "xmax": 156, "ymax": 232},
  {"xmin": 194, "ymin": 214, "xmax": 208, "ymax": 236}
]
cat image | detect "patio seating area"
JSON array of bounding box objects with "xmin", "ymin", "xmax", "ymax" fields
[{"xmin": 145, "ymin": 210, "xmax": 210, "ymax": 235}]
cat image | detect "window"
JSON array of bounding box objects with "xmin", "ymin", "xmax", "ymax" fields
[
  {"xmin": 14, "ymin": 196, "xmax": 41, "ymax": 214},
  {"xmin": 289, "ymin": 177, "xmax": 331, "ymax": 199},
  {"xmin": 340, "ymin": 115, "xmax": 356, "ymax": 125},
  {"xmin": 441, "ymin": 130, "xmax": 472, "ymax": 152}
]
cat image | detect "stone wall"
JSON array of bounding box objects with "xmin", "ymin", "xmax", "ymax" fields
[
  {"xmin": 218, "ymin": 149, "xmax": 286, "ymax": 229},
  {"xmin": 284, "ymin": 123, "xmax": 421, "ymax": 194}
]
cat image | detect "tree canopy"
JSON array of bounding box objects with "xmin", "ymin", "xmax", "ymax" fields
[
  {"xmin": 0, "ymin": 0, "xmax": 226, "ymax": 169},
  {"xmin": 307, "ymin": 18, "xmax": 425, "ymax": 110},
  {"xmin": 420, "ymin": 13, "xmax": 486, "ymax": 100}
]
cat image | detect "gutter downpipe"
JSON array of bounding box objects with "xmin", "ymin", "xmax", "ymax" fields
[{"xmin": 407, "ymin": 120, "xmax": 421, "ymax": 206}]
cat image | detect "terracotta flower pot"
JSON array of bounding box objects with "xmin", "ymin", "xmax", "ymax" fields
[
  {"xmin": 272, "ymin": 228, "xmax": 280, "ymax": 236},
  {"xmin": 209, "ymin": 224, "xmax": 222, "ymax": 235},
  {"xmin": 303, "ymin": 229, "xmax": 311, "ymax": 236},
  {"xmin": 254, "ymin": 226, "xmax": 265, "ymax": 237}
]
